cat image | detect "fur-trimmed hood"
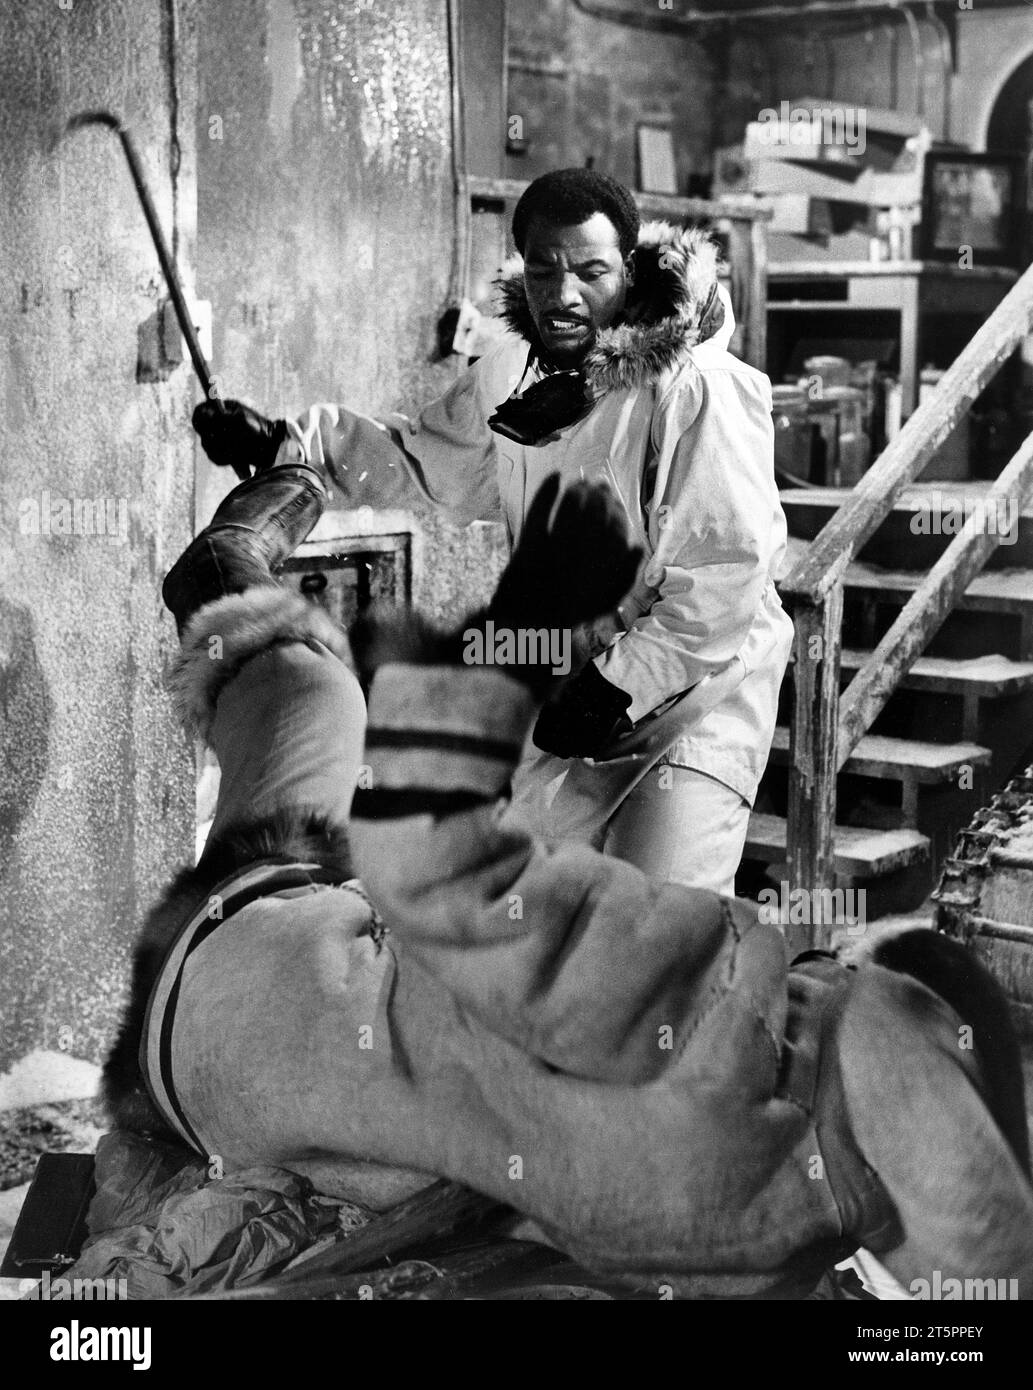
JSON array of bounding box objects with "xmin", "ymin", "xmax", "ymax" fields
[
  {"xmin": 170, "ymin": 586, "xmax": 355, "ymax": 742},
  {"xmin": 495, "ymin": 221, "xmax": 724, "ymax": 398}
]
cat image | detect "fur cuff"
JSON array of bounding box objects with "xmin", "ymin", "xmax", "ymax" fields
[{"xmin": 171, "ymin": 587, "xmax": 353, "ymax": 741}]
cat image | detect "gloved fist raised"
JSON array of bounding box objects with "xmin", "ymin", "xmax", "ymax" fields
[
  {"xmin": 192, "ymin": 398, "xmax": 287, "ymax": 473},
  {"xmin": 489, "ymin": 474, "xmax": 642, "ymax": 637}
]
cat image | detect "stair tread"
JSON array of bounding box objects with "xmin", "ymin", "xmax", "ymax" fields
[
  {"xmin": 838, "ymin": 648, "xmax": 1033, "ymax": 695},
  {"xmin": 780, "ymin": 483, "xmax": 1033, "ymax": 518},
  {"xmin": 746, "ymin": 812, "xmax": 929, "ymax": 877},
  {"xmin": 778, "ymin": 536, "xmax": 1033, "ymax": 610},
  {"xmin": 769, "ymin": 727, "xmax": 990, "ymax": 780}
]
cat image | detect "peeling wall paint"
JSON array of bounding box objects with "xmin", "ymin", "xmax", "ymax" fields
[
  {"xmin": 196, "ymin": 0, "xmax": 507, "ymax": 624},
  {"xmin": 0, "ymin": 0, "xmax": 522, "ymax": 1091},
  {"xmin": 0, "ymin": 1, "xmax": 196, "ymax": 1076}
]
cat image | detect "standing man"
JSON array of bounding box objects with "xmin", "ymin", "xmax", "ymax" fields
[{"xmin": 194, "ymin": 168, "xmax": 793, "ymax": 895}]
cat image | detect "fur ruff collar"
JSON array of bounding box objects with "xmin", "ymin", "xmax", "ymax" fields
[{"xmin": 494, "ymin": 221, "xmax": 721, "ymax": 398}]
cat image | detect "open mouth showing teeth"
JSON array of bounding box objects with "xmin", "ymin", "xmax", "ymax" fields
[{"xmin": 545, "ymin": 317, "xmax": 587, "ymax": 333}]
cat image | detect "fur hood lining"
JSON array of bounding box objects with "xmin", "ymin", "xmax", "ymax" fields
[{"xmin": 495, "ymin": 221, "xmax": 723, "ymax": 397}]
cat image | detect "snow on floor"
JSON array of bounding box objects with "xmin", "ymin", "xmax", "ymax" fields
[{"xmin": 0, "ymin": 1051, "xmax": 101, "ymax": 1113}]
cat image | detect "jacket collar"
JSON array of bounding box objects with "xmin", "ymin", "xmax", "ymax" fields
[{"xmin": 495, "ymin": 221, "xmax": 722, "ymax": 399}]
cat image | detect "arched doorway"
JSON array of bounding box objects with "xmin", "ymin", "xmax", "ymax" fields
[
  {"xmin": 987, "ymin": 52, "xmax": 1033, "ymax": 153},
  {"xmin": 985, "ymin": 53, "xmax": 1033, "ymax": 269}
]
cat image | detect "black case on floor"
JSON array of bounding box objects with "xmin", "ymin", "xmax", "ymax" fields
[{"xmin": 0, "ymin": 1152, "xmax": 96, "ymax": 1278}]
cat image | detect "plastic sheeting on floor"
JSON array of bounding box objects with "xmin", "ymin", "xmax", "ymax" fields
[{"xmin": 59, "ymin": 1130, "xmax": 370, "ymax": 1299}]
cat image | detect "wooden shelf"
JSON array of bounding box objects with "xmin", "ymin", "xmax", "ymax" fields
[
  {"xmin": 768, "ymin": 300, "xmax": 867, "ymax": 311},
  {"xmin": 769, "ymin": 261, "xmax": 1019, "ymax": 282},
  {"xmin": 466, "ymin": 175, "xmax": 773, "ymax": 224}
]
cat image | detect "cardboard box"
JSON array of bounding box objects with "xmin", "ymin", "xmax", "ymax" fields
[
  {"xmin": 749, "ymin": 157, "xmax": 923, "ymax": 207},
  {"xmin": 767, "ymin": 194, "xmax": 833, "ymax": 236}
]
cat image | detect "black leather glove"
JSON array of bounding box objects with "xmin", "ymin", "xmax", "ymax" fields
[
  {"xmin": 351, "ymin": 477, "xmax": 642, "ymax": 698},
  {"xmin": 532, "ymin": 660, "xmax": 633, "ymax": 759},
  {"xmin": 192, "ymin": 399, "xmax": 287, "ymax": 473},
  {"xmin": 489, "ymin": 475, "xmax": 642, "ymax": 638}
]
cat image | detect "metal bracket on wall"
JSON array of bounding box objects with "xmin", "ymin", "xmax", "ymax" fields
[{"xmin": 136, "ymin": 300, "xmax": 183, "ymax": 383}]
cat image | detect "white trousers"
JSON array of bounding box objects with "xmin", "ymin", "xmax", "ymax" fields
[
  {"xmin": 603, "ymin": 763, "xmax": 751, "ymax": 896},
  {"xmin": 508, "ymin": 747, "xmax": 752, "ymax": 897}
]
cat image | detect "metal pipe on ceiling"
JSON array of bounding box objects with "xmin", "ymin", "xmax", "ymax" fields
[{"xmin": 570, "ymin": 0, "xmax": 952, "ymax": 31}]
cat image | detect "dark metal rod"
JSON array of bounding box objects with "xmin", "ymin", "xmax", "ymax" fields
[
  {"xmin": 63, "ymin": 111, "xmax": 214, "ymax": 398},
  {"xmin": 60, "ymin": 111, "xmax": 248, "ymax": 480}
]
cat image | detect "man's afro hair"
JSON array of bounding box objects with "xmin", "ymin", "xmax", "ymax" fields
[{"xmin": 512, "ymin": 168, "xmax": 640, "ymax": 261}]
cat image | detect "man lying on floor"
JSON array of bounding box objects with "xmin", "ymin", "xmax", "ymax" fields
[{"xmin": 102, "ymin": 456, "xmax": 1033, "ymax": 1299}]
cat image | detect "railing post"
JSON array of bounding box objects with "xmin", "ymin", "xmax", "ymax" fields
[
  {"xmin": 748, "ymin": 213, "xmax": 768, "ymax": 372},
  {"xmin": 786, "ymin": 580, "xmax": 843, "ymax": 957},
  {"xmin": 725, "ymin": 217, "xmax": 752, "ymax": 368}
]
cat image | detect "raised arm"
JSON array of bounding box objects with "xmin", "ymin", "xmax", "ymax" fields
[
  {"xmin": 192, "ymin": 337, "xmax": 529, "ymax": 524},
  {"xmin": 349, "ymin": 478, "xmax": 787, "ymax": 1088}
]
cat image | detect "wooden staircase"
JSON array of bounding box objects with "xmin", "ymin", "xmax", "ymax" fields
[
  {"xmin": 736, "ymin": 484, "xmax": 1033, "ymax": 918},
  {"xmin": 738, "ymin": 260, "xmax": 1033, "ymax": 958}
]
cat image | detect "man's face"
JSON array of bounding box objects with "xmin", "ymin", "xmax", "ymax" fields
[{"xmin": 522, "ymin": 212, "xmax": 634, "ymax": 367}]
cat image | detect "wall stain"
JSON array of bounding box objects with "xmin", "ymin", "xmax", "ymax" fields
[{"xmin": 0, "ymin": 0, "xmax": 194, "ymax": 1075}]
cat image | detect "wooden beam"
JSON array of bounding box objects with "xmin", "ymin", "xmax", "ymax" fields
[
  {"xmin": 786, "ymin": 581, "xmax": 843, "ymax": 954},
  {"xmin": 727, "ymin": 217, "xmax": 751, "ymax": 365},
  {"xmin": 465, "ymin": 175, "xmax": 772, "ymax": 225},
  {"xmin": 837, "ymin": 430, "xmax": 1033, "ymax": 764},
  {"xmin": 748, "ymin": 212, "xmax": 768, "ymax": 371},
  {"xmin": 781, "ymin": 260, "xmax": 1033, "ymax": 606},
  {"xmin": 769, "ymin": 260, "xmax": 1017, "ymax": 283}
]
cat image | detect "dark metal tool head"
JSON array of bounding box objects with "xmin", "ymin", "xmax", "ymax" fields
[{"xmin": 63, "ymin": 110, "xmax": 125, "ymax": 137}]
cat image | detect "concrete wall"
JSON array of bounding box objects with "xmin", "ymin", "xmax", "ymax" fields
[
  {"xmin": 505, "ymin": 0, "xmax": 718, "ymax": 190},
  {"xmin": 0, "ymin": 1, "xmax": 197, "ymax": 1080},
  {"xmin": 197, "ymin": 0, "xmax": 506, "ymax": 623},
  {"xmin": 0, "ymin": 0, "xmax": 513, "ymax": 1094}
]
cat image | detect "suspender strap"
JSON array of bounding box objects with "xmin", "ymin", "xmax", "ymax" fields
[{"xmin": 140, "ymin": 859, "xmax": 343, "ymax": 1154}]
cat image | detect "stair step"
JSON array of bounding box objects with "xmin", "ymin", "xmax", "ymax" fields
[
  {"xmin": 768, "ymin": 727, "xmax": 990, "ymax": 782},
  {"xmin": 780, "ymin": 483, "xmax": 1033, "ymax": 522},
  {"xmin": 745, "ymin": 812, "xmax": 930, "ymax": 877},
  {"xmin": 782, "ymin": 481, "xmax": 1030, "ymax": 499},
  {"xmin": 778, "ymin": 536, "xmax": 1033, "ymax": 615},
  {"xmin": 838, "ymin": 649, "xmax": 1033, "ymax": 697}
]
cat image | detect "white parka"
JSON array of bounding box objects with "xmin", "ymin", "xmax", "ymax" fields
[{"xmin": 281, "ymin": 222, "xmax": 793, "ymax": 807}]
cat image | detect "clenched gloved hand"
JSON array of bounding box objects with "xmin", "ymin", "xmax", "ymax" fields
[
  {"xmin": 532, "ymin": 659, "xmax": 633, "ymax": 759},
  {"xmin": 488, "ymin": 475, "xmax": 642, "ymax": 729},
  {"xmin": 192, "ymin": 398, "xmax": 287, "ymax": 473}
]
